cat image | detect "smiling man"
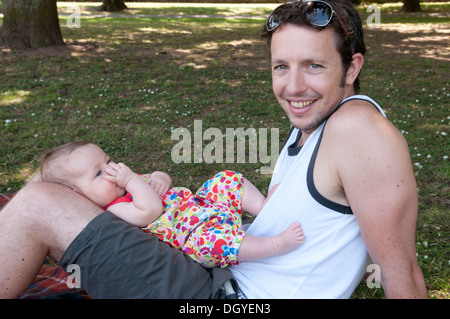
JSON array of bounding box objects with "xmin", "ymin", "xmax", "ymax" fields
[{"xmin": 229, "ymin": 0, "xmax": 427, "ymax": 298}]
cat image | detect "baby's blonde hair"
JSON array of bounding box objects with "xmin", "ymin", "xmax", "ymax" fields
[{"xmin": 39, "ymin": 141, "xmax": 90, "ymax": 188}]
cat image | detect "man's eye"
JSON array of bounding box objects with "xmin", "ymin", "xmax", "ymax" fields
[{"xmin": 274, "ymin": 64, "xmax": 287, "ymax": 70}]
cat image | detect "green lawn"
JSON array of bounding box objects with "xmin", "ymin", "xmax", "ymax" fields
[{"xmin": 0, "ymin": 2, "xmax": 448, "ymax": 299}]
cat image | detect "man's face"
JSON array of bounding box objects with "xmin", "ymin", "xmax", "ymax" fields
[{"xmin": 270, "ymin": 24, "xmax": 353, "ymax": 136}]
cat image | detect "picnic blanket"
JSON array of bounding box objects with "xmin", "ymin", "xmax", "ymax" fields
[
  {"xmin": 0, "ymin": 193, "xmax": 14, "ymax": 209},
  {"xmin": 19, "ymin": 259, "xmax": 90, "ymax": 299},
  {"xmin": 1, "ymin": 193, "xmax": 90, "ymax": 299}
]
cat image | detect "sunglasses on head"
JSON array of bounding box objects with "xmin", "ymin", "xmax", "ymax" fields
[{"xmin": 266, "ymin": 0, "xmax": 351, "ymax": 42}]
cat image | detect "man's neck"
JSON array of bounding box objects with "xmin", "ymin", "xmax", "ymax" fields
[{"xmin": 296, "ymin": 89, "xmax": 357, "ymax": 147}]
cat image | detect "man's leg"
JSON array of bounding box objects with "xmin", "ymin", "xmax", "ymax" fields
[
  {"xmin": 0, "ymin": 182, "xmax": 103, "ymax": 298},
  {"xmin": 0, "ymin": 181, "xmax": 234, "ymax": 299}
]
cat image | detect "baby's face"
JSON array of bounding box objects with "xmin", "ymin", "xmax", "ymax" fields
[{"xmin": 69, "ymin": 144, "xmax": 126, "ymax": 207}]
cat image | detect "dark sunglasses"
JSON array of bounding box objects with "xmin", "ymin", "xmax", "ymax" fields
[{"xmin": 266, "ymin": 0, "xmax": 351, "ymax": 41}]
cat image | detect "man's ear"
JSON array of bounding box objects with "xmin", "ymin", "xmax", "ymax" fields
[{"xmin": 345, "ymin": 53, "xmax": 364, "ymax": 86}]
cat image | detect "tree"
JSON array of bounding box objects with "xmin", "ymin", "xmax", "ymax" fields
[
  {"xmin": 0, "ymin": 0, "xmax": 64, "ymax": 50},
  {"xmin": 100, "ymin": 0, "xmax": 128, "ymax": 12},
  {"xmin": 402, "ymin": 0, "xmax": 421, "ymax": 12}
]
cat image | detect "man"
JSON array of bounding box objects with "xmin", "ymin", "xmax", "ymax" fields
[
  {"xmin": 230, "ymin": 0, "xmax": 427, "ymax": 298},
  {"xmin": 0, "ymin": 0, "xmax": 426, "ymax": 298}
]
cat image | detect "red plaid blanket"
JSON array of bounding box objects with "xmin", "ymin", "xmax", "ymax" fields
[
  {"xmin": 1, "ymin": 193, "xmax": 90, "ymax": 299},
  {"xmin": 0, "ymin": 193, "xmax": 15, "ymax": 209},
  {"xmin": 20, "ymin": 261, "xmax": 90, "ymax": 299}
]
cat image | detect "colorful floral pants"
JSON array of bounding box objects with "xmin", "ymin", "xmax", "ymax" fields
[{"xmin": 143, "ymin": 170, "xmax": 245, "ymax": 268}]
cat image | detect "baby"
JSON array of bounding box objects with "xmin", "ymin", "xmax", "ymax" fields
[{"xmin": 39, "ymin": 142, "xmax": 304, "ymax": 268}]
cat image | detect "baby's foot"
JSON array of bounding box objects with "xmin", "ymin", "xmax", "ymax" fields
[{"xmin": 272, "ymin": 222, "xmax": 305, "ymax": 256}]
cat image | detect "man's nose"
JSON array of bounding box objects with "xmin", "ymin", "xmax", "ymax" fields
[{"xmin": 286, "ymin": 69, "xmax": 307, "ymax": 95}]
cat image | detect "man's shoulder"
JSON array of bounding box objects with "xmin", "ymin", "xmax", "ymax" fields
[
  {"xmin": 326, "ymin": 97, "xmax": 390, "ymax": 135},
  {"xmin": 323, "ymin": 96, "xmax": 407, "ymax": 159}
]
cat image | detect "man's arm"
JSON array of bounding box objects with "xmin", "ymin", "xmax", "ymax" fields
[{"xmin": 329, "ymin": 101, "xmax": 427, "ymax": 298}]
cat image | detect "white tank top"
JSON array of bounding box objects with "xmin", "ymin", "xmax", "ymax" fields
[{"xmin": 231, "ymin": 95, "xmax": 385, "ymax": 298}]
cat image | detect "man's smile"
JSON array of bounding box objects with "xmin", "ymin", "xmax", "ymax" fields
[
  {"xmin": 284, "ymin": 98, "xmax": 319, "ymax": 115},
  {"xmin": 290, "ymin": 100, "xmax": 316, "ymax": 109}
]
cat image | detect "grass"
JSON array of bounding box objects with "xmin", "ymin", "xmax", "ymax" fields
[{"xmin": 0, "ymin": 2, "xmax": 449, "ymax": 299}]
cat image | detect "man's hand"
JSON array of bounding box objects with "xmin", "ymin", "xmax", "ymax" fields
[{"xmin": 103, "ymin": 162, "xmax": 135, "ymax": 189}]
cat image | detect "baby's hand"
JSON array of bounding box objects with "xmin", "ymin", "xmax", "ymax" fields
[
  {"xmin": 148, "ymin": 171, "xmax": 172, "ymax": 196},
  {"xmin": 103, "ymin": 162, "xmax": 135, "ymax": 188}
]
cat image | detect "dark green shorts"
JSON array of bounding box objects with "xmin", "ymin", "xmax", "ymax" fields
[{"xmin": 58, "ymin": 211, "xmax": 236, "ymax": 298}]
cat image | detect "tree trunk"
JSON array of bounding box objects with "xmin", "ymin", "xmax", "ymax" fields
[
  {"xmin": 0, "ymin": 0, "xmax": 64, "ymax": 50},
  {"xmin": 402, "ymin": 0, "xmax": 421, "ymax": 12},
  {"xmin": 100, "ymin": 0, "xmax": 128, "ymax": 12}
]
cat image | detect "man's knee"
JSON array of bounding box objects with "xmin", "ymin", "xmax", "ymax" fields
[
  {"xmin": 7, "ymin": 182, "xmax": 102, "ymax": 259},
  {"xmin": 1, "ymin": 183, "xmax": 58, "ymax": 228},
  {"xmin": 7, "ymin": 182, "xmax": 66, "ymax": 212},
  {"xmin": 3, "ymin": 181, "xmax": 99, "ymax": 224}
]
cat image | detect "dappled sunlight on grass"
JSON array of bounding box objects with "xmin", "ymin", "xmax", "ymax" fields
[
  {"xmin": 0, "ymin": 89, "xmax": 32, "ymax": 106},
  {"xmin": 56, "ymin": 1, "xmax": 276, "ymax": 18},
  {"xmin": 139, "ymin": 26, "xmax": 193, "ymax": 34},
  {"xmin": 365, "ymin": 21, "xmax": 449, "ymax": 66}
]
